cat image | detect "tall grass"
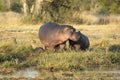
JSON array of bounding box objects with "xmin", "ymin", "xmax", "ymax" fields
[
  {"xmin": 73, "ymin": 11, "xmax": 120, "ymax": 25},
  {"xmin": 0, "ymin": 12, "xmax": 120, "ymax": 26}
]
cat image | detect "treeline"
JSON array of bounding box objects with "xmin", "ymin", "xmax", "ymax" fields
[{"xmin": 0, "ymin": 0, "xmax": 120, "ymax": 24}]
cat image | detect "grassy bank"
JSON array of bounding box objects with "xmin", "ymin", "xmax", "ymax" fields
[
  {"xmin": 0, "ymin": 48, "xmax": 120, "ymax": 70},
  {"xmin": 0, "ymin": 24, "xmax": 120, "ymax": 74},
  {"xmin": 0, "ymin": 12, "xmax": 120, "ymax": 79},
  {"xmin": 0, "ymin": 45, "xmax": 120, "ymax": 79}
]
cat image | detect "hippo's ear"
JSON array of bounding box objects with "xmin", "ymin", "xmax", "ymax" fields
[
  {"xmin": 64, "ymin": 27, "xmax": 70, "ymax": 32},
  {"xmin": 62, "ymin": 27, "xmax": 71, "ymax": 35},
  {"xmin": 63, "ymin": 27, "xmax": 76, "ymax": 35},
  {"xmin": 77, "ymin": 31, "xmax": 81, "ymax": 34}
]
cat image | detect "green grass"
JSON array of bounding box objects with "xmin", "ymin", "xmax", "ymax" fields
[
  {"xmin": 0, "ymin": 44, "xmax": 120, "ymax": 80},
  {"xmin": 0, "ymin": 12, "xmax": 120, "ymax": 79},
  {"xmin": 0, "ymin": 42, "xmax": 119, "ymax": 71}
]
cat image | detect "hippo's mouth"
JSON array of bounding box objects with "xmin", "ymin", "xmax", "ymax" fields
[
  {"xmin": 70, "ymin": 33, "xmax": 80, "ymax": 41},
  {"xmin": 72, "ymin": 38, "xmax": 79, "ymax": 41}
]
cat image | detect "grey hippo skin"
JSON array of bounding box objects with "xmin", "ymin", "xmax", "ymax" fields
[
  {"xmin": 69, "ymin": 31, "xmax": 90, "ymax": 50},
  {"xmin": 39, "ymin": 22, "xmax": 80, "ymax": 50}
]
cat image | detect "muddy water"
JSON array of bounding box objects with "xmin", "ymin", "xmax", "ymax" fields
[{"xmin": 0, "ymin": 66, "xmax": 120, "ymax": 79}]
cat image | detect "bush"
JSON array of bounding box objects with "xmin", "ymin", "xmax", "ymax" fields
[
  {"xmin": 22, "ymin": 0, "xmax": 120, "ymax": 24},
  {"xmin": 10, "ymin": 2, "xmax": 22, "ymax": 13},
  {"xmin": 109, "ymin": 44, "xmax": 120, "ymax": 53}
]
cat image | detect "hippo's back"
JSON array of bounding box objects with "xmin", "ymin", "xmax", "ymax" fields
[
  {"xmin": 40, "ymin": 22, "xmax": 58, "ymax": 37},
  {"xmin": 39, "ymin": 22, "xmax": 59, "ymax": 35},
  {"xmin": 39, "ymin": 22, "xmax": 67, "ymax": 47}
]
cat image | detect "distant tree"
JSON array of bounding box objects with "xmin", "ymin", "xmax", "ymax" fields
[
  {"xmin": 21, "ymin": 0, "xmax": 120, "ymax": 24},
  {"xmin": 98, "ymin": 0, "xmax": 120, "ymax": 14},
  {"xmin": 26, "ymin": 0, "xmax": 36, "ymax": 14},
  {"xmin": 40, "ymin": 0, "xmax": 83, "ymax": 23}
]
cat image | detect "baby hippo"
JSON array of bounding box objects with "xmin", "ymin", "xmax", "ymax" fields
[{"xmin": 69, "ymin": 31, "xmax": 90, "ymax": 50}]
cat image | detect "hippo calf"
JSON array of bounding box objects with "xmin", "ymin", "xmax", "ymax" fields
[
  {"xmin": 39, "ymin": 22, "xmax": 80, "ymax": 50},
  {"xmin": 69, "ymin": 31, "xmax": 90, "ymax": 50}
]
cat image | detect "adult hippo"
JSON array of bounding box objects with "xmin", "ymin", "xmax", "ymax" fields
[
  {"xmin": 69, "ymin": 31, "xmax": 90, "ymax": 50},
  {"xmin": 39, "ymin": 22, "xmax": 80, "ymax": 50}
]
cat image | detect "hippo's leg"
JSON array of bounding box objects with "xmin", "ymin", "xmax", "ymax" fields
[
  {"xmin": 42, "ymin": 45, "xmax": 46, "ymax": 50},
  {"xmin": 54, "ymin": 45, "xmax": 59, "ymax": 50},
  {"xmin": 54, "ymin": 42, "xmax": 66, "ymax": 51},
  {"xmin": 69, "ymin": 40, "xmax": 76, "ymax": 50},
  {"xmin": 58, "ymin": 41, "xmax": 66, "ymax": 50},
  {"xmin": 69, "ymin": 40, "xmax": 81, "ymax": 51},
  {"xmin": 81, "ymin": 46, "xmax": 87, "ymax": 50},
  {"xmin": 59, "ymin": 42, "xmax": 66, "ymax": 50},
  {"xmin": 73, "ymin": 44, "xmax": 80, "ymax": 51}
]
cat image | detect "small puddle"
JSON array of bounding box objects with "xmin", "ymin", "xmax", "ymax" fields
[
  {"xmin": 12, "ymin": 68, "xmax": 39, "ymax": 78},
  {"xmin": 117, "ymin": 77, "xmax": 120, "ymax": 80},
  {"xmin": 0, "ymin": 66, "xmax": 120, "ymax": 79},
  {"xmin": 0, "ymin": 68, "xmax": 39, "ymax": 78},
  {"xmin": 86, "ymin": 65, "xmax": 120, "ymax": 71}
]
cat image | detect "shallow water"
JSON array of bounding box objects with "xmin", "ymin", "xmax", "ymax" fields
[
  {"xmin": 12, "ymin": 68, "xmax": 39, "ymax": 78},
  {"xmin": 0, "ymin": 66, "xmax": 120, "ymax": 79},
  {"xmin": 87, "ymin": 65, "xmax": 120, "ymax": 71},
  {"xmin": 0, "ymin": 68, "xmax": 39, "ymax": 78}
]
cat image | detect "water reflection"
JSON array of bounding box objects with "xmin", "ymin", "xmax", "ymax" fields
[
  {"xmin": 0, "ymin": 75, "xmax": 7, "ymax": 78},
  {"xmin": 0, "ymin": 66, "xmax": 120, "ymax": 79},
  {"xmin": 0, "ymin": 68, "xmax": 39, "ymax": 78},
  {"xmin": 117, "ymin": 77, "xmax": 120, "ymax": 80},
  {"xmin": 12, "ymin": 68, "xmax": 39, "ymax": 78},
  {"xmin": 86, "ymin": 65, "xmax": 120, "ymax": 71}
]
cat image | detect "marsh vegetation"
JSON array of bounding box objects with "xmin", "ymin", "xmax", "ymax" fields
[
  {"xmin": 0, "ymin": 12, "xmax": 120, "ymax": 79},
  {"xmin": 0, "ymin": 0, "xmax": 120, "ymax": 79}
]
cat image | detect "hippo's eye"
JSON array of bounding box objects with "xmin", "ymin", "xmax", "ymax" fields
[
  {"xmin": 71, "ymin": 29, "xmax": 76, "ymax": 34},
  {"xmin": 73, "ymin": 28, "xmax": 76, "ymax": 32}
]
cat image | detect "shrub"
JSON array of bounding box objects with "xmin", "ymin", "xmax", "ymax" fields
[
  {"xmin": 10, "ymin": 2, "xmax": 22, "ymax": 13},
  {"xmin": 109, "ymin": 44, "xmax": 120, "ymax": 53}
]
